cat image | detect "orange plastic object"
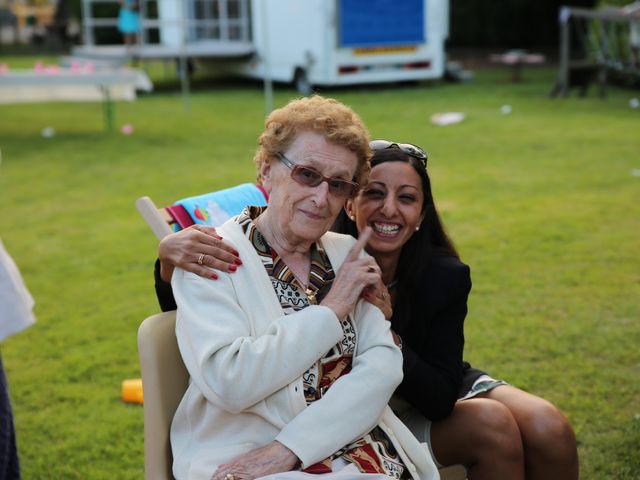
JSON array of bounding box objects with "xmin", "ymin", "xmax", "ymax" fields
[{"xmin": 122, "ymin": 378, "xmax": 144, "ymax": 404}]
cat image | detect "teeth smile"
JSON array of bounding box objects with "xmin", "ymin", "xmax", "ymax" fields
[{"xmin": 372, "ymin": 222, "xmax": 400, "ymax": 235}]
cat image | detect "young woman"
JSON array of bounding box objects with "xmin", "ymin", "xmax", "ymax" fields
[{"xmin": 154, "ymin": 141, "xmax": 579, "ymax": 480}]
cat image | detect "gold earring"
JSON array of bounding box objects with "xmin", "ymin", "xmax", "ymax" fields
[{"xmin": 350, "ymin": 215, "xmax": 356, "ymax": 221}]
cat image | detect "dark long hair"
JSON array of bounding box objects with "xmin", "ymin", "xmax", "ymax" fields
[{"xmin": 332, "ymin": 146, "xmax": 459, "ymax": 335}]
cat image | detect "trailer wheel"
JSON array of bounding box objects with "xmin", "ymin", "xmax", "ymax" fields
[{"xmin": 294, "ymin": 68, "xmax": 312, "ymax": 96}]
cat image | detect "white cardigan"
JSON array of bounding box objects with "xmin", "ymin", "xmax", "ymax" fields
[{"xmin": 170, "ymin": 218, "xmax": 439, "ymax": 480}]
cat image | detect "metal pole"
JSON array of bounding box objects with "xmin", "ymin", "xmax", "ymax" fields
[
  {"xmin": 82, "ymin": 0, "xmax": 94, "ymax": 46},
  {"xmin": 261, "ymin": 0, "xmax": 273, "ymax": 115},
  {"xmin": 140, "ymin": 0, "xmax": 148, "ymax": 45},
  {"xmin": 220, "ymin": 0, "xmax": 229, "ymax": 41},
  {"xmin": 180, "ymin": 0, "xmax": 191, "ymax": 113},
  {"xmin": 559, "ymin": 7, "xmax": 571, "ymax": 97},
  {"xmin": 101, "ymin": 86, "xmax": 114, "ymax": 132}
]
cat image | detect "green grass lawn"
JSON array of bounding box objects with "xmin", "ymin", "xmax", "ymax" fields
[{"xmin": 0, "ymin": 63, "xmax": 638, "ymax": 479}]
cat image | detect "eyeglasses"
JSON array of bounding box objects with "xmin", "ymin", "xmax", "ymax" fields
[
  {"xmin": 370, "ymin": 140, "xmax": 428, "ymax": 168},
  {"xmin": 276, "ymin": 152, "xmax": 360, "ymax": 199}
]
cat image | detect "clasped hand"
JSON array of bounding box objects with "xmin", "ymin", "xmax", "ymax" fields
[{"xmin": 210, "ymin": 441, "xmax": 299, "ymax": 480}]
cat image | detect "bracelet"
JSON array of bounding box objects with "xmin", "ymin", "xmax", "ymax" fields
[{"xmin": 394, "ymin": 331, "xmax": 403, "ymax": 350}]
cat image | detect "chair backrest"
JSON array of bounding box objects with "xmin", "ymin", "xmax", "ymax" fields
[
  {"xmin": 136, "ymin": 183, "xmax": 269, "ymax": 240},
  {"xmin": 138, "ymin": 310, "xmax": 188, "ymax": 480}
]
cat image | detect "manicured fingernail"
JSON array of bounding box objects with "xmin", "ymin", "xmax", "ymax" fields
[
  {"xmin": 228, "ymin": 264, "xmax": 237, "ymax": 272},
  {"xmin": 211, "ymin": 272, "xmax": 219, "ymax": 280},
  {"xmin": 234, "ymin": 258, "xmax": 243, "ymax": 266},
  {"xmin": 232, "ymin": 250, "xmax": 240, "ymax": 256}
]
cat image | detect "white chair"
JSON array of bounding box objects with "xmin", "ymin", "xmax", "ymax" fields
[{"xmin": 138, "ymin": 311, "xmax": 188, "ymax": 480}]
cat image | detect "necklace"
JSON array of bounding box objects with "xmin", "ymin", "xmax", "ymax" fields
[{"xmin": 305, "ymin": 287, "xmax": 317, "ymax": 305}]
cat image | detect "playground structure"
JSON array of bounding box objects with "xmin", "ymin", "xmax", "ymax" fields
[
  {"xmin": 73, "ymin": 0, "xmax": 450, "ymax": 94},
  {"xmin": 552, "ymin": 3, "xmax": 640, "ymax": 97}
]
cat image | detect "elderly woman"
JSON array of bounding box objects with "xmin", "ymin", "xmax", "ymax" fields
[{"xmin": 170, "ymin": 96, "xmax": 438, "ymax": 480}]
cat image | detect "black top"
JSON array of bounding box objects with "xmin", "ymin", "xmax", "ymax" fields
[
  {"xmin": 392, "ymin": 255, "xmax": 473, "ymax": 421},
  {"xmin": 153, "ymin": 254, "xmax": 484, "ymax": 422},
  {"xmin": 154, "ymin": 259, "xmax": 177, "ymax": 312}
]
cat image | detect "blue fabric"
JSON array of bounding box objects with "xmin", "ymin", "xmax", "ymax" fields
[
  {"xmin": 176, "ymin": 183, "xmax": 268, "ymax": 227},
  {"xmin": 118, "ymin": 0, "xmax": 140, "ymax": 34}
]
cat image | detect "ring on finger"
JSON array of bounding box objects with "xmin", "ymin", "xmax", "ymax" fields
[
  {"xmin": 197, "ymin": 253, "xmax": 206, "ymax": 265},
  {"xmin": 381, "ymin": 291, "xmax": 389, "ymax": 300},
  {"xmin": 225, "ymin": 474, "xmax": 236, "ymax": 480}
]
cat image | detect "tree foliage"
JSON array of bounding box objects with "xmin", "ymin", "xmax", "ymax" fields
[
  {"xmin": 599, "ymin": 0, "xmax": 634, "ymax": 5},
  {"xmin": 448, "ymin": 0, "xmax": 598, "ymax": 48}
]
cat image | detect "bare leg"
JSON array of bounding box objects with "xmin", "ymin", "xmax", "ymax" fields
[
  {"xmin": 431, "ymin": 398, "xmax": 525, "ymax": 480},
  {"xmin": 479, "ymin": 385, "xmax": 579, "ymax": 480}
]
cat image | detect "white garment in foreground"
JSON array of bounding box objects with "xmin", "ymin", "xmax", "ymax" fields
[{"xmin": 0, "ymin": 239, "xmax": 36, "ymax": 341}]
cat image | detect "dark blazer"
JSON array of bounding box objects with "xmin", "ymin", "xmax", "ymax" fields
[
  {"xmin": 155, "ymin": 259, "xmax": 177, "ymax": 312},
  {"xmin": 393, "ymin": 255, "xmax": 472, "ymax": 421},
  {"xmin": 153, "ymin": 255, "xmax": 478, "ymax": 422}
]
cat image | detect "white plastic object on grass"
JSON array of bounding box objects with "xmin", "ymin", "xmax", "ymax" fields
[
  {"xmin": 431, "ymin": 112, "xmax": 465, "ymax": 126},
  {"xmin": 629, "ymin": 98, "xmax": 639, "ymax": 109},
  {"xmin": 500, "ymin": 104, "xmax": 513, "ymax": 115},
  {"xmin": 41, "ymin": 127, "xmax": 55, "ymax": 138}
]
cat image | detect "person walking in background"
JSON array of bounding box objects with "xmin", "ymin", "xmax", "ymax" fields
[{"xmin": 118, "ymin": 0, "xmax": 140, "ymax": 46}]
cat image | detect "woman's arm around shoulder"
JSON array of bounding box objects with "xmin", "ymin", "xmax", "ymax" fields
[{"xmin": 153, "ymin": 225, "xmax": 242, "ymax": 311}]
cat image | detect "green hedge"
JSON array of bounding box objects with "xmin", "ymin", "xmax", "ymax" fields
[{"xmin": 448, "ymin": 0, "xmax": 597, "ymax": 48}]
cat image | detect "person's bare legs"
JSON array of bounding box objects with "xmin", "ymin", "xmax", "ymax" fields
[
  {"xmin": 123, "ymin": 34, "xmax": 137, "ymax": 46},
  {"xmin": 479, "ymin": 385, "xmax": 579, "ymax": 480},
  {"xmin": 430, "ymin": 398, "xmax": 525, "ymax": 480}
]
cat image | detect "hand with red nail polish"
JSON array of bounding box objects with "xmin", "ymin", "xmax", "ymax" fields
[{"xmin": 158, "ymin": 224, "xmax": 242, "ymax": 282}]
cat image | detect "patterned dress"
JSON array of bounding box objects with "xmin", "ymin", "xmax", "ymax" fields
[{"xmin": 238, "ymin": 207, "xmax": 408, "ymax": 479}]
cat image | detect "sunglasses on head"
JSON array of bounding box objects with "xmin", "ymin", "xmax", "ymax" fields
[
  {"xmin": 276, "ymin": 152, "xmax": 360, "ymax": 199},
  {"xmin": 370, "ymin": 140, "xmax": 428, "ymax": 168}
]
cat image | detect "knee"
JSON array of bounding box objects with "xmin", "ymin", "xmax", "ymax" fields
[
  {"xmin": 468, "ymin": 400, "xmax": 524, "ymax": 461},
  {"xmin": 519, "ymin": 401, "xmax": 577, "ymax": 459}
]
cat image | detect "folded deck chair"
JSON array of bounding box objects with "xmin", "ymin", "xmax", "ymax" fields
[{"xmin": 136, "ymin": 183, "xmax": 268, "ymax": 239}]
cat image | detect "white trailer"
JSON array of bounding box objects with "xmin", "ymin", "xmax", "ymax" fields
[
  {"xmin": 77, "ymin": 0, "xmax": 449, "ymax": 93},
  {"xmin": 196, "ymin": 0, "xmax": 450, "ymax": 92}
]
